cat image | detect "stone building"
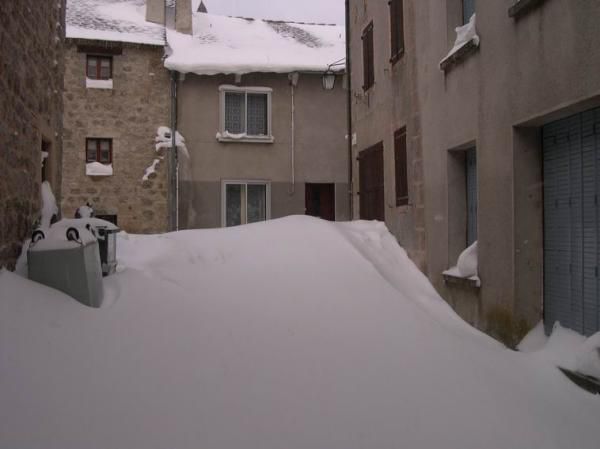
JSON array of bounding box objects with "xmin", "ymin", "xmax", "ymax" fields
[
  {"xmin": 165, "ymin": 11, "xmax": 350, "ymax": 228},
  {"xmin": 349, "ymin": 0, "xmax": 600, "ymax": 344},
  {"xmin": 0, "ymin": 0, "xmax": 66, "ymax": 269},
  {"xmin": 60, "ymin": 0, "xmax": 178, "ymax": 233}
]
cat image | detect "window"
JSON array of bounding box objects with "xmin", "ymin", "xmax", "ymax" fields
[
  {"xmin": 394, "ymin": 128, "xmax": 408, "ymax": 206},
  {"xmin": 86, "ymin": 55, "xmax": 112, "ymax": 80},
  {"xmin": 218, "ymin": 86, "xmax": 273, "ymax": 141},
  {"xmin": 222, "ymin": 181, "xmax": 270, "ymax": 227},
  {"xmin": 86, "ymin": 138, "xmax": 112, "ymax": 164},
  {"xmin": 389, "ymin": 0, "xmax": 405, "ymax": 63},
  {"xmin": 465, "ymin": 148, "xmax": 477, "ymax": 245},
  {"xmin": 362, "ymin": 22, "xmax": 374, "ymax": 91},
  {"xmin": 462, "ymin": 0, "xmax": 475, "ymax": 24}
]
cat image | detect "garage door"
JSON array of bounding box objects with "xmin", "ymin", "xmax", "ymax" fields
[{"xmin": 543, "ymin": 107, "xmax": 600, "ymax": 336}]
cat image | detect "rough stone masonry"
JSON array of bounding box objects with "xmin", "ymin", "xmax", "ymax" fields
[{"xmin": 0, "ymin": 0, "xmax": 66, "ymax": 269}]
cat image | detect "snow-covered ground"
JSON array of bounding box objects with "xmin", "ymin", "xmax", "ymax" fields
[{"xmin": 1, "ymin": 217, "xmax": 599, "ymax": 449}]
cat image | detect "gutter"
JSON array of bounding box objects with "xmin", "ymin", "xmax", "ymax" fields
[{"xmin": 345, "ymin": 0, "xmax": 354, "ymax": 218}]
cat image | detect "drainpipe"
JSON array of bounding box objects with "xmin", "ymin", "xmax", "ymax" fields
[
  {"xmin": 169, "ymin": 70, "xmax": 179, "ymax": 231},
  {"xmin": 345, "ymin": 0, "xmax": 354, "ymax": 219},
  {"xmin": 289, "ymin": 72, "xmax": 299, "ymax": 195}
]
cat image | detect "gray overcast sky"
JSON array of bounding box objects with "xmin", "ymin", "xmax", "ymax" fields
[{"xmin": 196, "ymin": 0, "xmax": 345, "ymax": 25}]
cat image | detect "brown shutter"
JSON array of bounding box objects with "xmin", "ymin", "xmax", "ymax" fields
[
  {"xmin": 362, "ymin": 22, "xmax": 374, "ymax": 90},
  {"xmin": 389, "ymin": 0, "xmax": 404, "ymax": 62},
  {"xmin": 395, "ymin": 128, "xmax": 409, "ymax": 206}
]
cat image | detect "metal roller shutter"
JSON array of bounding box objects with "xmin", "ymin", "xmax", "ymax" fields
[{"xmin": 543, "ymin": 107, "xmax": 600, "ymax": 336}]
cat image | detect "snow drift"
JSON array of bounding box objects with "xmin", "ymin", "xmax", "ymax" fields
[{"xmin": 0, "ymin": 217, "xmax": 599, "ymax": 449}]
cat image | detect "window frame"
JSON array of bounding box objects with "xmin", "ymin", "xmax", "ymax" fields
[
  {"xmin": 218, "ymin": 85, "xmax": 274, "ymax": 143},
  {"xmin": 86, "ymin": 55, "xmax": 113, "ymax": 80},
  {"xmin": 361, "ymin": 21, "xmax": 375, "ymax": 91},
  {"xmin": 394, "ymin": 128, "xmax": 409, "ymax": 206},
  {"xmin": 389, "ymin": 0, "xmax": 405, "ymax": 64},
  {"xmin": 86, "ymin": 138, "xmax": 113, "ymax": 164},
  {"xmin": 221, "ymin": 180, "xmax": 272, "ymax": 227},
  {"xmin": 465, "ymin": 147, "xmax": 478, "ymax": 246},
  {"xmin": 462, "ymin": 0, "xmax": 476, "ymax": 25}
]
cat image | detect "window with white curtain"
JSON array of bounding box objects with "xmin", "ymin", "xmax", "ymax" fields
[
  {"xmin": 222, "ymin": 181, "xmax": 271, "ymax": 227},
  {"xmin": 219, "ymin": 86, "xmax": 273, "ymax": 142}
]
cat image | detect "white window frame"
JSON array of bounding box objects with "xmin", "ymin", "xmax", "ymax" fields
[
  {"xmin": 221, "ymin": 180, "xmax": 272, "ymax": 227},
  {"xmin": 218, "ymin": 85, "xmax": 274, "ymax": 143}
]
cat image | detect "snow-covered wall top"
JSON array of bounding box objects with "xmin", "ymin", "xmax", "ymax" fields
[
  {"xmin": 165, "ymin": 12, "xmax": 346, "ymax": 75},
  {"xmin": 66, "ymin": 0, "xmax": 166, "ymax": 46}
]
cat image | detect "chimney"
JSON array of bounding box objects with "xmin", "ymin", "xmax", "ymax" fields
[
  {"xmin": 146, "ymin": 0, "xmax": 166, "ymax": 25},
  {"xmin": 176, "ymin": 0, "xmax": 193, "ymax": 35}
]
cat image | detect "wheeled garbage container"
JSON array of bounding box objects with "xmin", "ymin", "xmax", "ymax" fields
[{"xmin": 28, "ymin": 227, "xmax": 104, "ymax": 308}]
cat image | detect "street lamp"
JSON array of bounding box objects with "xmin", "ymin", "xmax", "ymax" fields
[{"xmin": 322, "ymin": 71, "xmax": 336, "ymax": 90}]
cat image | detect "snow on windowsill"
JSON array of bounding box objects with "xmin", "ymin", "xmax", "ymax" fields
[
  {"xmin": 443, "ymin": 241, "xmax": 480, "ymax": 288},
  {"xmin": 86, "ymin": 78, "xmax": 113, "ymax": 89},
  {"xmin": 86, "ymin": 162, "xmax": 113, "ymax": 176},
  {"xmin": 439, "ymin": 13, "xmax": 479, "ymax": 72},
  {"xmin": 216, "ymin": 131, "xmax": 275, "ymax": 144}
]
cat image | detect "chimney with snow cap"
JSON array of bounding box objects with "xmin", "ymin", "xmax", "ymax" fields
[
  {"xmin": 146, "ymin": 0, "xmax": 166, "ymax": 24},
  {"xmin": 176, "ymin": 0, "xmax": 193, "ymax": 35}
]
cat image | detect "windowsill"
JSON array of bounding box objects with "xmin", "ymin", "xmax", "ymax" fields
[
  {"xmin": 508, "ymin": 0, "xmax": 547, "ymax": 18},
  {"xmin": 86, "ymin": 78, "xmax": 113, "ymax": 89},
  {"xmin": 442, "ymin": 269, "xmax": 481, "ymax": 289},
  {"xmin": 390, "ymin": 49, "xmax": 405, "ymax": 65},
  {"xmin": 440, "ymin": 39, "xmax": 479, "ymax": 72},
  {"xmin": 86, "ymin": 162, "xmax": 113, "ymax": 176},
  {"xmin": 217, "ymin": 133, "xmax": 274, "ymax": 144}
]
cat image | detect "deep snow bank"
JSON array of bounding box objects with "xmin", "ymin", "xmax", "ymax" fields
[{"xmin": 1, "ymin": 217, "xmax": 599, "ymax": 449}]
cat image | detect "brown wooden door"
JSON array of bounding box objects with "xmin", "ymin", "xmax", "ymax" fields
[
  {"xmin": 305, "ymin": 183, "xmax": 335, "ymax": 221},
  {"xmin": 359, "ymin": 142, "xmax": 385, "ymax": 221}
]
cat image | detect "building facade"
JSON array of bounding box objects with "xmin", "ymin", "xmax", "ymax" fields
[
  {"xmin": 60, "ymin": 0, "xmax": 176, "ymax": 233},
  {"xmin": 349, "ymin": 0, "xmax": 600, "ymax": 344},
  {"xmin": 177, "ymin": 72, "xmax": 349, "ymax": 229},
  {"xmin": 0, "ymin": 0, "xmax": 66, "ymax": 269},
  {"xmin": 166, "ymin": 11, "xmax": 350, "ymax": 229}
]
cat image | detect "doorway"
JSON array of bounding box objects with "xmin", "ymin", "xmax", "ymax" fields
[{"xmin": 305, "ymin": 183, "xmax": 335, "ymax": 221}]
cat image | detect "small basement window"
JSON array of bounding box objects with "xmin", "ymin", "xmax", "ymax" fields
[{"xmin": 218, "ymin": 86, "xmax": 273, "ymax": 142}]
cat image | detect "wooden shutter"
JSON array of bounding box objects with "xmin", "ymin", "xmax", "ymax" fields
[
  {"xmin": 389, "ymin": 0, "xmax": 404, "ymax": 62},
  {"xmin": 359, "ymin": 142, "xmax": 385, "ymax": 221},
  {"xmin": 394, "ymin": 128, "xmax": 408, "ymax": 206},
  {"xmin": 362, "ymin": 22, "xmax": 374, "ymax": 90}
]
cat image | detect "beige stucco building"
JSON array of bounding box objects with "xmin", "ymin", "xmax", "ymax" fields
[
  {"xmin": 0, "ymin": 0, "xmax": 66, "ymax": 269},
  {"xmin": 349, "ymin": 0, "xmax": 600, "ymax": 344},
  {"xmin": 166, "ymin": 9, "xmax": 350, "ymax": 228}
]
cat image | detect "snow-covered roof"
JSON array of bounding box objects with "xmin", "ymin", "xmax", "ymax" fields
[
  {"xmin": 165, "ymin": 12, "xmax": 346, "ymax": 76},
  {"xmin": 66, "ymin": 0, "xmax": 166, "ymax": 46}
]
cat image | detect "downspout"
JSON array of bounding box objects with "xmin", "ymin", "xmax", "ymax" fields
[
  {"xmin": 170, "ymin": 70, "xmax": 179, "ymax": 231},
  {"xmin": 289, "ymin": 73, "xmax": 298, "ymax": 195},
  {"xmin": 345, "ymin": 0, "xmax": 354, "ymax": 219}
]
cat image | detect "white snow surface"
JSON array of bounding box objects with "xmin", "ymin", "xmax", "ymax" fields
[
  {"xmin": 86, "ymin": 78, "xmax": 113, "ymax": 89},
  {"xmin": 1, "ymin": 217, "xmax": 599, "ymax": 449},
  {"xmin": 86, "ymin": 162, "xmax": 113, "ymax": 176},
  {"xmin": 165, "ymin": 12, "xmax": 346, "ymax": 75},
  {"xmin": 156, "ymin": 126, "xmax": 190, "ymax": 158},
  {"xmin": 66, "ymin": 0, "xmax": 165, "ymax": 46},
  {"xmin": 40, "ymin": 181, "xmax": 58, "ymax": 230},
  {"xmin": 440, "ymin": 13, "xmax": 479, "ymax": 66},
  {"xmin": 519, "ymin": 322, "xmax": 600, "ymax": 380}
]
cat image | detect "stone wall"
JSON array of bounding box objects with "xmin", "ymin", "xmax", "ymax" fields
[
  {"xmin": 61, "ymin": 41, "xmax": 170, "ymax": 233},
  {"xmin": 0, "ymin": 0, "xmax": 66, "ymax": 269}
]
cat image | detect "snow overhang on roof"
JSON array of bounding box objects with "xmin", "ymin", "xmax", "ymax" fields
[
  {"xmin": 164, "ymin": 12, "xmax": 346, "ymax": 76},
  {"xmin": 66, "ymin": 0, "xmax": 166, "ymax": 46}
]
